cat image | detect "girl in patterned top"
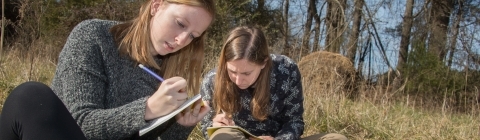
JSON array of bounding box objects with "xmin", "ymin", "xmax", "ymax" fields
[{"xmin": 200, "ymin": 26, "xmax": 348, "ymax": 140}]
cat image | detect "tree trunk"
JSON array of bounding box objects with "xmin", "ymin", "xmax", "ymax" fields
[
  {"xmin": 313, "ymin": 12, "xmax": 321, "ymax": 52},
  {"xmin": 346, "ymin": 0, "xmax": 363, "ymax": 63},
  {"xmin": 254, "ymin": 0, "xmax": 266, "ymax": 26},
  {"xmin": 325, "ymin": 0, "xmax": 346, "ymax": 53},
  {"xmin": 447, "ymin": 0, "xmax": 463, "ymax": 67},
  {"xmin": 397, "ymin": 0, "xmax": 414, "ymax": 71},
  {"xmin": 282, "ymin": 0, "xmax": 290, "ymax": 57},
  {"xmin": 1, "ymin": 0, "xmax": 4, "ymax": 55},
  {"xmin": 257, "ymin": 0, "xmax": 265, "ymax": 11},
  {"xmin": 393, "ymin": 0, "xmax": 415, "ymax": 91},
  {"xmin": 301, "ymin": 0, "xmax": 317, "ymax": 56},
  {"xmin": 427, "ymin": 0, "xmax": 455, "ymax": 61}
]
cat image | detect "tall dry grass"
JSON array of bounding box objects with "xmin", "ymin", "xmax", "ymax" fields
[
  {"xmin": 0, "ymin": 44, "xmax": 57, "ymax": 112},
  {"xmin": 301, "ymin": 81, "xmax": 479, "ymax": 139},
  {"xmin": 1, "ymin": 47, "xmax": 479, "ymax": 139}
]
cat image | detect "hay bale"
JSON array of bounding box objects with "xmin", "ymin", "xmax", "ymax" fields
[{"xmin": 298, "ymin": 51, "xmax": 356, "ymax": 96}]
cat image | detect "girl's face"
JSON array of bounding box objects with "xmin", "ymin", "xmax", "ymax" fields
[
  {"xmin": 226, "ymin": 59, "xmax": 266, "ymax": 89},
  {"xmin": 149, "ymin": 0, "xmax": 212, "ymax": 56}
]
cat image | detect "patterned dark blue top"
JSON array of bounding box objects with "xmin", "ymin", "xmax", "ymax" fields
[{"xmin": 200, "ymin": 54, "xmax": 305, "ymax": 140}]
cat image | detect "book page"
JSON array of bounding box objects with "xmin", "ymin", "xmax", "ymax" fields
[
  {"xmin": 207, "ymin": 126, "xmax": 262, "ymax": 140},
  {"xmin": 139, "ymin": 94, "xmax": 202, "ymax": 136}
]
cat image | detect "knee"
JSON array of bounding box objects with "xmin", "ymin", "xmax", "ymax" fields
[
  {"xmin": 7, "ymin": 81, "xmax": 55, "ymax": 103},
  {"xmin": 14, "ymin": 81, "xmax": 51, "ymax": 92},
  {"xmin": 13, "ymin": 81, "xmax": 51, "ymax": 94}
]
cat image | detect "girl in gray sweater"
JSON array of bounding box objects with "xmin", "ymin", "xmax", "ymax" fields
[{"xmin": 0, "ymin": 0, "xmax": 216, "ymax": 139}]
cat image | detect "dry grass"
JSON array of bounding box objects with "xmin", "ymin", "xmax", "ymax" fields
[
  {"xmin": 298, "ymin": 51, "xmax": 356, "ymax": 97},
  {"xmin": 298, "ymin": 52, "xmax": 479, "ymax": 139},
  {"xmin": 301, "ymin": 85, "xmax": 479, "ymax": 139},
  {"xmin": 0, "ymin": 45, "xmax": 57, "ymax": 112},
  {"xmin": 1, "ymin": 49, "xmax": 479, "ymax": 139},
  {"xmin": 298, "ymin": 51, "xmax": 355, "ymax": 84}
]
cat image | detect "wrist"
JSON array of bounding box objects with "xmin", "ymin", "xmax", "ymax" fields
[{"xmin": 144, "ymin": 97, "xmax": 157, "ymax": 120}]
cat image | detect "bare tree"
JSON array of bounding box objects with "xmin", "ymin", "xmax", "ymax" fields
[
  {"xmin": 447, "ymin": 0, "xmax": 464, "ymax": 67},
  {"xmin": 364, "ymin": 5, "xmax": 396, "ymax": 75},
  {"xmin": 427, "ymin": 0, "xmax": 455, "ymax": 61},
  {"xmin": 282, "ymin": 0, "xmax": 290, "ymax": 57},
  {"xmin": 301, "ymin": 0, "xmax": 317, "ymax": 56},
  {"xmin": 397, "ymin": 0, "xmax": 414, "ymax": 71},
  {"xmin": 325, "ymin": 0, "xmax": 346, "ymax": 53},
  {"xmin": 257, "ymin": 0, "xmax": 265, "ymax": 10},
  {"xmin": 1, "ymin": 0, "xmax": 4, "ymax": 55},
  {"xmin": 346, "ymin": 0, "xmax": 364, "ymax": 63},
  {"xmin": 312, "ymin": 7, "xmax": 321, "ymax": 52}
]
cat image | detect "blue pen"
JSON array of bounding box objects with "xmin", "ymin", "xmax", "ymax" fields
[{"xmin": 138, "ymin": 64, "xmax": 165, "ymax": 82}]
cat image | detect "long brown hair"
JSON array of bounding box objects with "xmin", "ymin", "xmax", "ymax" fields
[
  {"xmin": 109, "ymin": 0, "xmax": 216, "ymax": 95},
  {"xmin": 213, "ymin": 26, "xmax": 272, "ymax": 121}
]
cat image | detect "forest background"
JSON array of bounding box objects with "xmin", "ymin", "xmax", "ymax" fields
[{"xmin": 1, "ymin": 0, "xmax": 479, "ymax": 139}]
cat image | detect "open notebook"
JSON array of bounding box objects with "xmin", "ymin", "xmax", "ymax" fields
[
  {"xmin": 207, "ymin": 126, "xmax": 262, "ymax": 140},
  {"xmin": 139, "ymin": 94, "xmax": 202, "ymax": 136}
]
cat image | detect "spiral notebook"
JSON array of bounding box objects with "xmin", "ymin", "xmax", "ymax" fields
[{"xmin": 139, "ymin": 94, "xmax": 202, "ymax": 136}]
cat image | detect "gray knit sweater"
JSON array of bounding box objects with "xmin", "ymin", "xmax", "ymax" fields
[{"xmin": 51, "ymin": 19, "xmax": 194, "ymax": 140}]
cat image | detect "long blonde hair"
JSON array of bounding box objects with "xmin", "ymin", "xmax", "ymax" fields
[
  {"xmin": 110, "ymin": 0, "xmax": 216, "ymax": 95},
  {"xmin": 213, "ymin": 26, "xmax": 272, "ymax": 121}
]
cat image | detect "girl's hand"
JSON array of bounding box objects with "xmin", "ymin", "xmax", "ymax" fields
[
  {"xmin": 176, "ymin": 100, "xmax": 210, "ymax": 126},
  {"xmin": 212, "ymin": 111, "xmax": 235, "ymax": 127},
  {"xmin": 144, "ymin": 77, "xmax": 188, "ymax": 120}
]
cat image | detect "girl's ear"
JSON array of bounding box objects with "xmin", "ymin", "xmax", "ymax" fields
[
  {"xmin": 261, "ymin": 58, "xmax": 268, "ymax": 69},
  {"xmin": 150, "ymin": 0, "xmax": 164, "ymax": 16}
]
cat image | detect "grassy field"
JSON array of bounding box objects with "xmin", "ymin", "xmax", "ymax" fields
[{"xmin": 1, "ymin": 49, "xmax": 479, "ymax": 140}]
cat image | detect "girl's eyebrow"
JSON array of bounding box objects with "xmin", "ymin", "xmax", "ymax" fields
[
  {"xmin": 240, "ymin": 71, "xmax": 252, "ymax": 74},
  {"xmin": 228, "ymin": 68, "xmax": 253, "ymax": 74},
  {"xmin": 227, "ymin": 68, "xmax": 236, "ymax": 73}
]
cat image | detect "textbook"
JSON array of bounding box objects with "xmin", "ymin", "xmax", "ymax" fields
[
  {"xmin": 207, "ymin": 126, "xmax": 262, "ymax": 140},
  {"xmin": 139, "ymin": 94, "xmax": 202, "ymax": 136}
]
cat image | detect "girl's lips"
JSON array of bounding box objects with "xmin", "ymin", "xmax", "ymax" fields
[
  {"xmin": 237, "ymin": 85, "xmax": 249, "ymax": 89},
  {"xmin": 165, "ymin": 42, "xmax": 174, "ymax": 52}
]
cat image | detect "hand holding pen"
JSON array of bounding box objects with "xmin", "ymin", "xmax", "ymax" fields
[
  {"xmin": 212, "ymin": 109, "xmax": 235, "ymax": 126},
  {"xmin": 139, "ymin": 64, "xmax": 189, "ymax": 120},
  {"xmin": 139, "ymin": 64, "xmax": 210, "ymax": 126}
]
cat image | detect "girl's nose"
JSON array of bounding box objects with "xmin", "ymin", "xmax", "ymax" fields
[
  {"xmin": 175, "ymin": 32, "xmax": 190, "ymax": 47},
  {"xmin": 235, "ymin": 75, "xmax": 243, "ymax": 85}
]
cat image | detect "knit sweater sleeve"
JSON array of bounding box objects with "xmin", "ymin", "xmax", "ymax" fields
[
  {"xmin": 51, "ymin": 20, "xmax": 154, "ymax": 139},
  {"xmin": 272, "ymin": 55, "xmax": 305, "ymax": 140},
  {"xmin": 199, "ymin": 69, "xmax": 217, "ymax": 139}
]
